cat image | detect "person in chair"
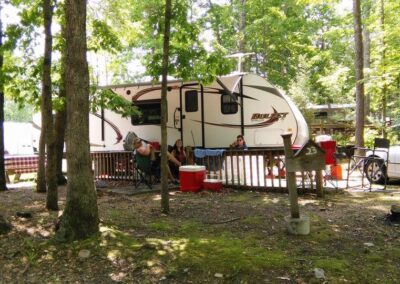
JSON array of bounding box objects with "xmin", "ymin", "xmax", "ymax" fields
[
  {"xmin": 133, "ymin": 138, "xmax": 180, "ymax": 184},
  {"xmin": 230, "ymin": 134, "xmax": 248, "ymax": 150}
]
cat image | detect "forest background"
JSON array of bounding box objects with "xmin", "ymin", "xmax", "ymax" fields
[{"xmin": 2, "ymin": 0, "xmax": 399, "ymax": 143}]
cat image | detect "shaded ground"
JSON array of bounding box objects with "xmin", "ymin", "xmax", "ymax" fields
[{"xmin": 1, "ymin": 183, "xmax": 400, "ymax": 283}]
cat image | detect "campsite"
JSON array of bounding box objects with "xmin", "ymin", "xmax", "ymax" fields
[
  {"xmin": 1, "ymin": 183, "xmax": 400, "ymax": 283},
  {"xmin": 1, "ymin": 0, "xmax": 400, "ymax": 283}
]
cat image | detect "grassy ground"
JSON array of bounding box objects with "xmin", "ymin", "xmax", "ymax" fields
[{"xmin": 0, "ymin": 184, "xmax": 399, "ymax": 283}]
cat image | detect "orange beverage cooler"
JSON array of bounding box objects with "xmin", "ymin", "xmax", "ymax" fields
[
  {"xmin": 179, "ymin": 165, "xmax": 206, "ymax": 192},
  {"xmin": 330, "ymin": 164, "xmax": 342, "ymax": 180}
]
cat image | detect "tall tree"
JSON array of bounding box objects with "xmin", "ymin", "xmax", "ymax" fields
[
  {"xmin": 0, "ymin": 4, "xmax": 8, "ymax": 191},
  {"xmin": 362, "ymin": 0, "xmax": 371, "ymax": 117},
  {"xmin": 353, "ymin": 0, "xmax": 365, "ymax": 148},
  {"xmin": 160, "ymin": 0, "xmax": 172, "ymax": 214},
  {"xmin": 41, "ymin": 0, "xmax": 58, "ymax": 210},
  {"xmin": 56, "ymin": 0, "xmax": 99, "ymax": 241},
  {"xmin": 379, "ymin": 0, "xmax": 387, "ymax": 138}
]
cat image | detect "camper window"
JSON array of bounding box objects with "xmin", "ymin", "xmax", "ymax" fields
[
  {"xmin": 131, "ymin": 100, "xmax": 161, "ymax": 125},
  {"xmin": 221, "ymin": 93, "xmax": 238, "ymax": 114},
  {"xmin": 185, "ymin": 90, "xmax": 198, "ymax": 112}
]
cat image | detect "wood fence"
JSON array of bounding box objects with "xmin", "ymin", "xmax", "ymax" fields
[{"xmin": 90, "ymin": 149, "xmax": 315, "ymax": 191}]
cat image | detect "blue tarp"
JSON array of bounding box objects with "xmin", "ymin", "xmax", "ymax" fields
[{"xmin": 194, "ymin": 148, "xmax": 225, "ymax": 158}]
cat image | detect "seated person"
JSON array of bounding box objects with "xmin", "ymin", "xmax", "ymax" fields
[
  {"xmin": 230, "ymin": 134, "xmax": 248, "ymax": 150},
  {"xmin": 133, "ymin": 138, "xmax": 181, "ymax": 184},
  {"xmin": 169, "ymin": 139, "xmax": 187, "ymax": 179}
]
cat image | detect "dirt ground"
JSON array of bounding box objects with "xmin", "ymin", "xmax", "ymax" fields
[{"xmin": 1, "ymin": 182, "xmax": 400, "ymax": 283}]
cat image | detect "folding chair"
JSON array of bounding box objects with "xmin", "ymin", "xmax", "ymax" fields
[
  {"xmin": 319, "ymin": 140, "xmax": 342, "ymax": 188},
  {"xmin": 346, "ymin": 138, "xmax": 390, "ymax": 191},
  {"xmin": 364, "ymin": 138, "xmax": 390, "ymax": 190},
  {"xmin": 134, "ymin": 153, "xmax": 160, "ymax": 189}
]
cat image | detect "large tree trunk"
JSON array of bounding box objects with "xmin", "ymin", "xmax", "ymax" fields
[
  {"xmin": 42, "ymin": 0, "xmax": 58, "ymax": 211},
  {"xmin": 56, "ymin": 0, "xmax": 99, "ymax": 241},
  {"xmin": 0, "ymin": 6, "xmax": 8, "ymax": 191},
  {"xmin": 160, "ymin": 0, "xmax": 172, "ymax": 214},
  {"xmin": 353, "ymin": 0, "xmax": 365, "ymax": 149}
]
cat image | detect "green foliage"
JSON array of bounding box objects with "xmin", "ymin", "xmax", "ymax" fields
[
  {"xmin": 4, "ymin": 98, "xmax": 34, "ymax": 122},
  {"xmin": 90, "ymin": 89, "xmax": 139, "ymax": 118},
  {"xmin": 88, "ymin": 19, "xmax": 123, "ymax": 54},
  {"xmin": 131, "ymin": 0, "xmax": 231, "ymax": 83}
]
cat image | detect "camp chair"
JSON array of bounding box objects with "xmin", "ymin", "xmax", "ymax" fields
[
  {"xmin": 365, "ymin": 138, "xmax": 390, "ymax": 190},
  {"xmin": 134, "ymin": 153, "xmax": 160, "ymax": 189},
  {"xmin": 346, "ymin": 138, "xmax": 390, "ymax": 191},
  {"xmin": 319, "ymin": 140, "xmax": 343, "ymax": 189}
]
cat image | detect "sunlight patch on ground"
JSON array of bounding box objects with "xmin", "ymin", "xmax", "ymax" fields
[
  {"xmin": 262, "ymin": 196, "xmax": 281, "ymax": 204},
  {"xmin": 153, "ymin": 194, "xmax": 161, "ymax": 201},
  {"xmin": 367, "ymin": 205, "xmax": 391, "ymax": 213},
  {"xmin": 107, "ymin": 249, "xmax": 122, "ymax": 261}
]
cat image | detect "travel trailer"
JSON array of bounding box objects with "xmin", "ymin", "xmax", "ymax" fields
[
  {"xmin": 4, "ymin": 121, "xmax": 40, "ymax": 155},
  {"xmin": 90, "ymin": 73, "xmax": 309, "ymax": 151}
]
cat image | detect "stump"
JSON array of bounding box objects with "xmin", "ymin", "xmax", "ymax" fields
[
  {"xmin": 0, "ymin": 215, "xmax": 12, "ymax": 235},
  {"xmin": 389, "ymin": 205, "xmax": 400, "ymax": 222}
]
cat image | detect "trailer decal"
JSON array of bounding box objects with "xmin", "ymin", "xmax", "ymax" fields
[
  {"xmin": 132, "ymin": 85, "xmax": 180, "ymax": 101},
  {"xmin": 191, "ymin": 108, "xmax": 282, "ymax": 129},
  {"xmin": 92, "ymin": 113, "xmax": 123, "ymax": 144}
]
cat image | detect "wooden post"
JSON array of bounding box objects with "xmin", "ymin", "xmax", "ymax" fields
[{"xmin": 281, "ymin": 133, "xmax": 300, "ymax": 219}]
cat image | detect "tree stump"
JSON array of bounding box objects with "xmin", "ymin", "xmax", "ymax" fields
[{"xmin": 0, "ymin": 215, "xmax": 12, "ymax": 235}]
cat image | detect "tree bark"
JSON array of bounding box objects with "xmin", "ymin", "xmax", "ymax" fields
[
  {"xmin": 380, "ymin": 0, "xmax": 387, "ymax": 138},
  {"xmin": 41, "ymin": 0, "xmax": 58, "ymax": 211},
  {"xmin": 55, "ymin": 5, "xmax": 67, "ymax": 186},
  {"xmin": 0, "ymin": 5, "xmax": 8, "ymax": 191},
  {"xmin": 362, "ymin": 0, "xmax": 371, "ymax": 117},
  {"xmin": 353, "ymin": 0, "xmax": 365, "ymax": 149},
  {"xmin": 160, "ymin": 0, "xmax": 172, "ymax": 214},
  {"xmin": 238, "ymin": 0, "xmax": 246, "ymax": 71},
  {"xmin": 56, "ymin": 0, "xmax": 99, "ymax": 241}
]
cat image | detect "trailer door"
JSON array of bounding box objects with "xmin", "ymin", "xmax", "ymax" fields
[{"xmin": 181, "ymin": 86, "xmax": 203, "ymax": 147}]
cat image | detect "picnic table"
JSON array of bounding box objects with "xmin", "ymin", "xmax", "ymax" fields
[{"xmin": 4, "ymin": 155, "xmax": 39, "ymax": 183}]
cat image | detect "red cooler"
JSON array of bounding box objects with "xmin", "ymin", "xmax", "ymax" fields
[
  {"xmin": 179, "ymin": 165, "xmax": 206, "ymax": 192},
  {"xmin": 203, "ymin": 173, "xmax": 223, "ymax": 192}
]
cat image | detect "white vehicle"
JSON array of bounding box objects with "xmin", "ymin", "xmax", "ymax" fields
[
  {"xmin": 90, "ymin": 73, "xmax": 309, "ymax": 151},
  {"xmin": 365, "ymin": 145, "xmax": 400, "ymax": 184}
]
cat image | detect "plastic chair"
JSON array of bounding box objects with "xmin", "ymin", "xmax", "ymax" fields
[{"xmin": 134, "ymin": 153, "xmax": 160, "ymax": 189}]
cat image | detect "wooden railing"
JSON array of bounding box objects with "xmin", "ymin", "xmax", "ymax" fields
[
  {"xmin": 91, "ymin": 151, "xmax": 134, "ymax": 181},
  {"xmin": 90, "ymin": 149, "xmax": 316, "ymax": 191}
]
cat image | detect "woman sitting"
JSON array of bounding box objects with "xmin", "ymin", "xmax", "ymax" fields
[
  {"xmin": 133, "ymin": 138, "xmax": 180, "ymax": 184},
  {"xmin": 169, "ymin": 139, "xmax": 187, "ymax": 179}
]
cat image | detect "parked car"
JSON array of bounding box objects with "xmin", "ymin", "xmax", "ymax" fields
[{"xmin": 365, "ymin": 145, "xmax": 400, "ymax": 184}]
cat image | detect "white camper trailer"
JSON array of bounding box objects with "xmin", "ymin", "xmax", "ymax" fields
[{"xmin": 90, "ymin": 73, "xmax": 308, "ymax": 150}]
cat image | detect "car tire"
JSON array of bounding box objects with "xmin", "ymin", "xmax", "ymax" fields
[{"xmin": 364, "ymin": 158, "xmax": 387, "ymax": 184}]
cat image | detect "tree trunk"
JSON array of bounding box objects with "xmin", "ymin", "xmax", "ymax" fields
[
  {"xmin": 55, "ymin": 7, "xmax": 67, "ymax": 186},
  {"xmin": 380, "ymin": 0, "xmax": 387, "ymax": 138},
  {"xmin": 362, "ymin": 0, "xmax": 371, "ymax": 117},
  {"xmin": 353, "ymin": 0, "xmax": 365, "ymax": 149},
  {"xmin": 56, "ymin": 0, "xmax": 99, "ymax": 241},
  {"xmin": 238, "ymin": 0, "xmax": 246, "ymax": 71},
  {"xmin": 160, "ymin": 0, "xmax": 172, "ymax": 214},
  {"xmin": 0, "ymin": 6, "xmax": 8, "ymax": 191},
  {"xmin": 42, "ymin": 0, "xmax": 58, "ymax": 211}
]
